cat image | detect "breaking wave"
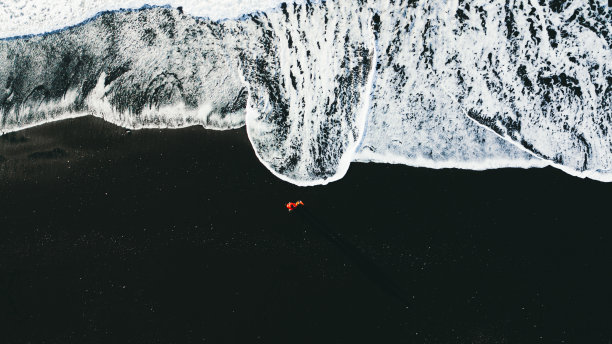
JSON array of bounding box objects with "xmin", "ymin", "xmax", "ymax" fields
[{"xmin": 1, "ymin": 0, "xmax": 611, "ymax": 185}]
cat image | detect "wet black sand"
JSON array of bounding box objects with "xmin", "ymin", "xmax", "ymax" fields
[{"xmin": 0, "ymin": 116, "xmax": 610, "ymax": 343}]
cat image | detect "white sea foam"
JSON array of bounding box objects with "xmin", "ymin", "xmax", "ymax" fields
[
  {"xmin": 86, "ymin": 73, "xmax": 245, "ymax": 131},
  {"xmin": 1, "ymin": 0, "xmax": 610, "ymax": 185},
  {"xmin": 0, "ymin": 87, "xmax": 88, "ymax": 135},
  {"xmin": 237, "ymin": 0, "xmax": 378, "ymax": 185},
  {"xmin": 0, "ymin": 0, "xmax": 303, "ymax": 39}
]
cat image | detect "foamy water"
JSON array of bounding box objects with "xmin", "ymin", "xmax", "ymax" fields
[
  {"xmin": 1, "ymin": 0, "xmax": 610, "ymax": 185},
  {"xmin": 0, "ymin": 0, "xmax": 307, "ymax": 39}
]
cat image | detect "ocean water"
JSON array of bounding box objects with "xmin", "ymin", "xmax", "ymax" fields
[
  {"xmin": 1, "ymin": 0, "xmax": 610, "ymax": 185},
  {"xmin": 0, "ymin": 0, "xmax": 305, "ymax": 38}
]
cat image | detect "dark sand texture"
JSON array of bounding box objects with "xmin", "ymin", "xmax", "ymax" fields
[{"xmin": 1, "ymin": 117, "xmax": 610, "ymax": 343}]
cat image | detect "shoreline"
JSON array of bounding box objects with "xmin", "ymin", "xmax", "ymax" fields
[{"xmin": 2, "ymin": 115, "xmax": 608, "ymax": 186}]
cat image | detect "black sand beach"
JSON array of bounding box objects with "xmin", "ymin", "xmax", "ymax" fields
[{"xmin": 0, "ymin": 117, "xmax": 610, "ymax": 343}]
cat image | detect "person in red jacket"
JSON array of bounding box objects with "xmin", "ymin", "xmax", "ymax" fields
[{"xmin": 286, "ymin": 200, "xmax": 304, "ymax": 211}]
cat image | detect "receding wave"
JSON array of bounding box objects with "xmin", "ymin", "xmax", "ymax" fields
[{"xmin": 1, "ymin": 0, "xmax": 610, "ymax": 185}]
